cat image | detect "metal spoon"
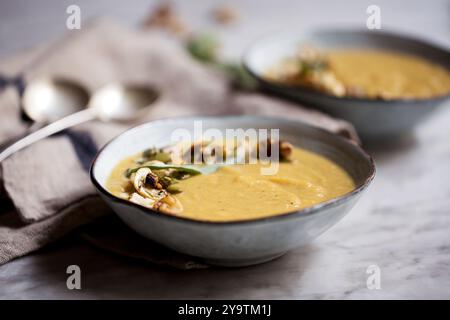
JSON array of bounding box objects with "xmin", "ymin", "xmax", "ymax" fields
[
  {"xmin": 0, "ymin": 78, "xmax": 90, "ymax": 150},
  {"xmin": 0, "ymin": 79, "xmax": 159, "ymax": 162},
  {"xmin": 22, "ymin": 78, "xmax": 90, "ymax": 123}
]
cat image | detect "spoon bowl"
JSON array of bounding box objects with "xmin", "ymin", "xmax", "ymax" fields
[
  {"xmin": 0, "ymin": 82, "xmax": 160, "ymax": 162},
  {"xmin": 22, "ymin": 78, "xmax": 89, "ymax": 123},
  {"xmin": 89, "ymin": 84, "xmax": 160, "ymax": 121}
]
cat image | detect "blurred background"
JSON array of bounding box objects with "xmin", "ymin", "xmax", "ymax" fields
[{"xmin": 1, "ymin": 0, "xmax": 449, "ymax": 58}]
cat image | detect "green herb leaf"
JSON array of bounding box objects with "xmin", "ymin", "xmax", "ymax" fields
[
  {"xmin": 218, "ymin": 62, "xmax": 258, "ymax": 90},
  {"xmin": 127, "ymin": 164, "xmax": 203, "ymax": 177},
  {"xmin": 167, "ymin": 184, "xmax": 182, "ymax": 194},
  {"xmin": 186, "ymin": 34, "xmax": 219, "ymax": 64},
  {"xmin": 300, "ymin": 59, "xmax": 328, "ymax": 76},
  {"xmin": 185, "ymin": 34, "xmax": 258, "ymax": 91}
]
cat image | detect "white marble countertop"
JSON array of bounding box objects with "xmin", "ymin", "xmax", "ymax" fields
[{"xmin": 1, "ymin": 0, "xmax": 450, "ymax": 299}]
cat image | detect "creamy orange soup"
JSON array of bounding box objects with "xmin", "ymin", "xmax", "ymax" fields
[
  {"xmin": 106, "ymin": 147, "xmax": 355, "ymax": 222},
  {"xmin": 328, "ymin": 49, "xmax": 450, "ymax": 99},
  {"xmin": 267, "ymin": 48, "xmax": 450, "ymax": 100}
]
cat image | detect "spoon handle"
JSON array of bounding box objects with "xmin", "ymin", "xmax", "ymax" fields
[{"xmin": 0, "ymin": 109, "xmax": 96, "ymax": 162}]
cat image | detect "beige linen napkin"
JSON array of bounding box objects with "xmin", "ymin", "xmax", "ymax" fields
[{"xmin": 0, "ymin": 18, "xmax": 358, "ymax": 268}]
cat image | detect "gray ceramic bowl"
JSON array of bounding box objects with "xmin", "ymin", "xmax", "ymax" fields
[
  {"xmin": 243, "ymin": 29, "xmax": 450, "ymax": 140},
  {"xmin": 90, "ymin": 116, "xmax": 375, "ymax": 267}
]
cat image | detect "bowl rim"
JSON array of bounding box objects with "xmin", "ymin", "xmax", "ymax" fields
[
  {"xmin": 242, "ymin": 28, "xmax": 450, "ymax": 104},
  {"xmin": 90, "ymin": 115, "xmax": 376, "ymax": 226}
]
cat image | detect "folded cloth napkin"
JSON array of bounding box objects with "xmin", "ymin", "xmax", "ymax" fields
[{"xmin": 0, "ymin": 18, "xmax": 358, "ymax": 268}]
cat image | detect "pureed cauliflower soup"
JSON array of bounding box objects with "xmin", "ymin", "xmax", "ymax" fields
[{"xmin": 106, "ymin": 139, "xmax": 355, "ymax": 222}]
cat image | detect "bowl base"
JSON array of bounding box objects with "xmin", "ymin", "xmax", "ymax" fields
[{"xmin": 201, "ymin": 251, "xmax": 287, "ymax": 267}]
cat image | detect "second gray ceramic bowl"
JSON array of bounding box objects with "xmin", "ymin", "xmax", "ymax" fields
[
  {"xmin": 90, "ymin": 116, "xmax": 375, "ymax": 267},
  {"xmin": 243, "ymin": 29, "xmax": 450, "ymax": 140}
]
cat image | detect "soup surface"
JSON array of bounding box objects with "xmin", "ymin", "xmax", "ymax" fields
[
  {"xmin": 106, "ymin": 146, "xmax": 355, "ymax": 222},
  {"xmin": 328, "ymin": 49, "xmax": 450, "ymax": 99},
  {"xmin": 266, "ymin": 48, "xmax": 450, "ymax": 100}
]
